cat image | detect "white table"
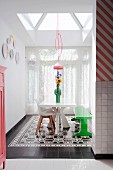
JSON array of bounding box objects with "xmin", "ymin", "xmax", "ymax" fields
[{"xmin": 39, "ymin": 100, "xmax": 76, "ymax": 134}]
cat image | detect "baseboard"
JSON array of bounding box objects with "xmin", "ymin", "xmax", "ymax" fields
[
  {"xmin": 6, "ymin": 115, "xmax": 26, "ymax": 136},
  {"xmin": 91, "ymin": 148, "xmax": 113, "ymax": 159}
]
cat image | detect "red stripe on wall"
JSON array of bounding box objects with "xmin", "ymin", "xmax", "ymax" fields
[
  {"xmin": 102, "ymin": 0, "xmax": 113, "ymax": 13},
  {"xmin": 96, "ymin": 19, "xmax": 112, "ymax": 38},
  {"xmin": 97, "ymin": 1, "xmax": 113, "ymax": 21},
  {"xmin": 97, "ymin": 55, "xmax": 113, "ymax": 74},
  {"xmin": 96, "ymin": 0, "xmax": 113, "ymax": 81},
  {"xmin": 96, "ymin": 37, "xmax": 113, "ymax": 57},
  {"xmin": 97, "ymin": 10, "xmax": 112, "ymax": 29},
  {"xmin": 96, "ymin": 46, "xmax": 113, "ymax": 66},
  {"xmin": 96, "ymin": 63, "xmax": 112, "ymax": 80},
  {"xmin": 96, "ymin": 28, "xmax": 113, "ymax": 48},
  {"xmin": 96, "ymin": 71, "xmax": 105, "ymax": 81}
]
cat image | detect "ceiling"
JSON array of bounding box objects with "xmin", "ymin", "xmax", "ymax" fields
[{"xmin": 0, "ymin": 0, "xmax": 93, "ymax": 47}]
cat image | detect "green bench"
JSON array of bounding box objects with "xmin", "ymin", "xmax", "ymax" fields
[{"xmin": 71, "ymin": 106, "xmax": 92, "ymax": 137}]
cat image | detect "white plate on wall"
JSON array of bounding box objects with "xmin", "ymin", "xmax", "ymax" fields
[
  {"xmin": 2, "ymin": 43, "xmax": 8, "ymax": 59},
  {"xmin": 15, "ymin": 52, "xmax": 19, "ymax": 64},
  {"xmin": 9, "ymin": 49, "xmax": 14, "ymax": 59}
]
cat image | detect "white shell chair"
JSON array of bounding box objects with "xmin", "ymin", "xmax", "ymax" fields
[
  {"xmin": 35, "ymin": 101, "xmax": 57, "ymax": 136},
  {"xmin": 63, "ymin": 107, "xmax": 74, "ymax": 115}
]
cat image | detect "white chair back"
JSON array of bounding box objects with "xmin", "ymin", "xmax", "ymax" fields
[{"xmin": 34, "ymin": 99, "xmax": 54, "ymax": 116}]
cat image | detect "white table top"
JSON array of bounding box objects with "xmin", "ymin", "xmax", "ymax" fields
[{"xmin": 39, "ymin": 99, "xmax": 76, "ymax": 107}]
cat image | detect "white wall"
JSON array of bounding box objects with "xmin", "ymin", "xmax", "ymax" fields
[
  {"xmin": 91, "ymin": 0, "xmax": 96, "ymax": 154},
  {"xmin": 94, "ymin": 0, "xmax": 113, "ymax": 155},
  {"xmin": 27, "ymin": 30, "xmax": 92, "ymax": 47},
  {"xmin": 0, "ymin": 17, "xmax": 26, "ymax": 132}
]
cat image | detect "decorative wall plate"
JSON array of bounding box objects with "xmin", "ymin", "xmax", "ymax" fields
[
  {"xmin": 2, "ymin": 43, "xmax": 8, "ymax": 59},
  {"xmin": 6, "ymin": 38, "xmax": 11, "ymax": 45},
  {"xmin": 13, "ymin": 40, "xmax": 16, "ymax": 48},
  {"xmin": 15, "ymin": 52, "xmax": 19, "ymax": 64},
  {"xmin": 9, "ymin": 49, "xmax": 14, "ymax": 59}
]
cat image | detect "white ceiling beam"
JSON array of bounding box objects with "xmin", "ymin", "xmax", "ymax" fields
[
  {"xmin": 70, "ymin": 13, "xmax": 83, "ymax": 30},
  {"xmin": 34, "ymin": 13, "xmax": 47, "ymax": 30}
]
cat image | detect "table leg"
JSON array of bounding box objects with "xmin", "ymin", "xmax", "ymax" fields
[
  {"xmin": 75, "ymin": 119, "xmax": 92, "ymax": 137},
  {"xmin": 47, "ymin": 108, "xmax": 61, "ymax": 135},
  {"xmin": 60, "ymin": 108, "xmax": 70, "ymax": 129},
  {"xmin": 55, "ymin": 107, "xmax": 60, "ymax": 135}
]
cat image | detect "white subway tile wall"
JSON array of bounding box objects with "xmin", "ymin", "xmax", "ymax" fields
[{"xmin": 95, "ymin": 81, "xmax": 113, "ymax": 154}]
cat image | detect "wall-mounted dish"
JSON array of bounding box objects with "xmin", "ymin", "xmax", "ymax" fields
[
  {"xmin": 9, "ymin": 49, "xmax": 14, "ymax": 59},
  {"xmin": 15, "ymin": 52, "xmax": 19, "ymax": 64},
  {"xmin": 2, "ymin": 43, "xmax": 8, "ymax": 59}
]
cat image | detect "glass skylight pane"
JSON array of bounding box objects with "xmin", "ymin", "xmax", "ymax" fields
[
  {"xmin": 38, "ymin": 13, "xmax": 80, "ymax": 30},
  {"xmin": 75, "ymin": 13, "xmax": 92, "ymax": 27},
  {"xmin": 84, "ymin": 18, "xmax": 92, "ymax": 30},
  {"xmin": 28, "ymin": 13, "xmax": 42, "ymax": 27},
  {"xmin": 17, "ymin": 14, "xmax": 33, "ymax": 30},
  {"xmin": 39, "ymin": 14, "xmax": 56, "ymax": 30}
]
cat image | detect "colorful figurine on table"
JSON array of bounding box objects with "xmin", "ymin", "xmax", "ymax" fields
[{"xmin": 54, "ymin": 70, "xmax": 62, "ymax": 103}]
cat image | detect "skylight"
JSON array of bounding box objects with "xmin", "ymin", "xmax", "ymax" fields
[
  {"xmin": 17, "ymin": 14, "xmax": 33, "ymax": 30},
  {"xmin": 17, "ymin": 13, "xmax": 92, "ymax": 31},
  {"xmin": 74, "ymin": 13, "xmax": 92, "ymax": 27},
  {"xmin": 38, "ymin": 13, "xmax": 80, "ymax": 30},
  {"xmin": 28, "ymin": 13, "xmax": 43, "ymax": 27},
  {"xmin": 17, "ymin": 13, "xmax": 42, "ymax": 30}
]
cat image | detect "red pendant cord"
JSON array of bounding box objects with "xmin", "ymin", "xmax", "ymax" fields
[{"xmin": 55, "ymin": 14, "xmax": 63, "ymax": 63}]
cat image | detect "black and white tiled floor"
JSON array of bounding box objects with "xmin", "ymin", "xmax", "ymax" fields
[{"xmin": 6, "ymin": 115, "xmax": 94, "ymax": 159}]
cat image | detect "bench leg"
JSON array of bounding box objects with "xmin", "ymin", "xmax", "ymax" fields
[{"xmin": 74, "ymin": 119, "xmax": 92, "ymax": 137}]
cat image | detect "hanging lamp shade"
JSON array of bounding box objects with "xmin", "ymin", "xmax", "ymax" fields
[{"xmin": 54, "ymin": 62, "xmax": 63, "ymax": 70}]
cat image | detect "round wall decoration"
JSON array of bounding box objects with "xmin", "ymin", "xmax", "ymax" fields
[
  {"xmin": 2, "ymin": 43, "xmax": 8, "ymax": 59},
  {"xmin": 15, "ymin": 52, "xmax": 19, "ymax": 64},
  {"xmin": 6, "ymin": 38, "xmax": 11, "ymax": 45},
  {"xmin": 9, "ymin": 49, "xmax": 14, "ymax": 59},
  {"xmin": 13, "ymin": 40, "xmax": 16, "ymax": 48}
]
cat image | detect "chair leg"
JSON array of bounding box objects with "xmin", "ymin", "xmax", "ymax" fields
[
  {"xmin": 47, "ymin": 115, "xmax": 56, "ymax": 129},
  {"xmin": 49, "ymin": 116, "xmax": 55, "ymax": 134},
  {"xmin": 36, "ymin": 116, "xmax": 43, "ymax": 135}
]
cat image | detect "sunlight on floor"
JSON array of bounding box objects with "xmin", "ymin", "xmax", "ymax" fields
[{"xmin": 0, "ymin": 159, "xmax": 113, "ymax": 170}]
